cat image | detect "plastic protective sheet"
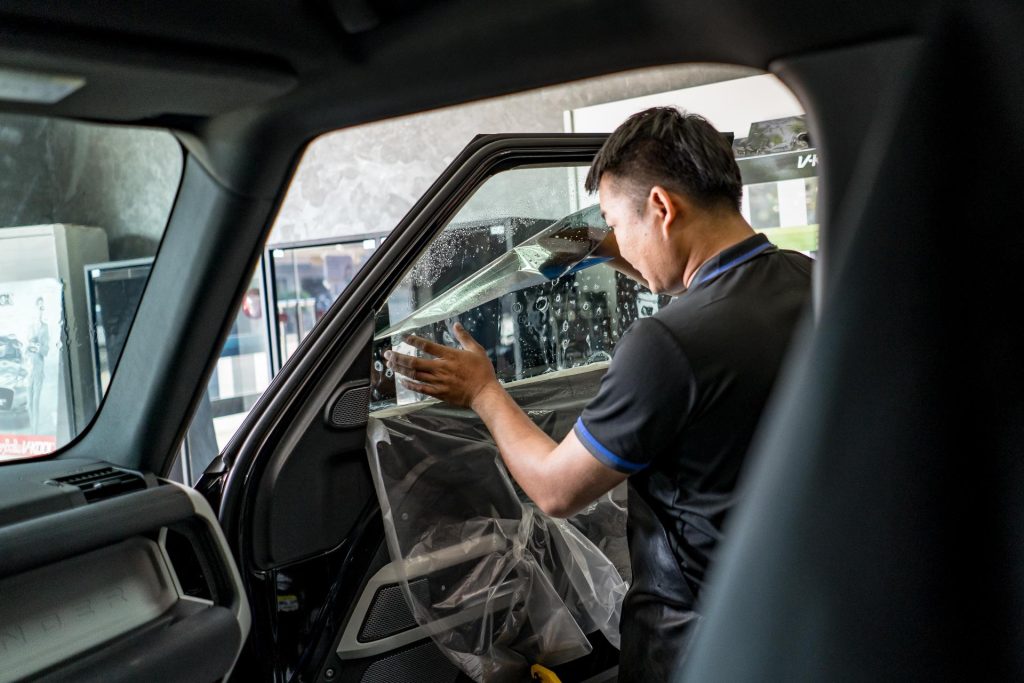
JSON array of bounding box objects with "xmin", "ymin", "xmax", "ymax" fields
[{"xmin": 366, "ymin": 367, "xmax": 628, "ymax": 682}]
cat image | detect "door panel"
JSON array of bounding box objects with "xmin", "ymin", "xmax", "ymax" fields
[
  {"xmin": 326, "ymin": 541, "xmax": 465, "ymax": 683},
  {"xmin": 336, "ymin": 535, "xmax": 512, "ymax": 661},
  {"xmin": 248, "ymin": 322, "xmax": 373, "ymax": 570}
]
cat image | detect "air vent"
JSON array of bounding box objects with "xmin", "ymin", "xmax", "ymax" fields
[{"xmin": 52, "ymin": 467, "xmax": 146, "ymax": 503}]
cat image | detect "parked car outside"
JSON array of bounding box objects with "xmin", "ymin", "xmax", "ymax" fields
[{"xmin": 0, "ymin": 334, "xmax": 29, "ymax": 426}]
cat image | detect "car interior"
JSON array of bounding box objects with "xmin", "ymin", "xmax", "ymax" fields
[{"xmin": 0, "ymin": 1, "xmax": 1021, "ymax": 681}]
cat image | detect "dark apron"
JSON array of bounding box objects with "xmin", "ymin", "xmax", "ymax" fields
[{"xmin": 619, "ymin": 485, "xmax": 703, "ymax": 682}]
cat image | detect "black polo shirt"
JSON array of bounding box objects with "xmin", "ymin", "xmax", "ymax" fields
[{"xmin": 573, "ymin": 233, "xmax": 812, "ymax": 679}]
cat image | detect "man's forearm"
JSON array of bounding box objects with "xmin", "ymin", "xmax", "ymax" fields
[
  {"xmin": 596, "ymin": 232, "xmax": 648, "ymax": 286},
  {"xmin": 387, "ymin": 327, "xmax": 623, "ymax": 515},
  {"xmin": 471, "ymin": 383, "xmax": 561, "ymax": 508}
]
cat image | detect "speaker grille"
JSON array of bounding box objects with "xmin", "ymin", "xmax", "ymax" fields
[
  {"xmin": 327, "ymin": 382, "xmax": 371, "ymax": 429},
  {"xmin": 359, "ymin": 640, "xmax": 459, "ymax": 683},
  {"xmin": 358, "ymin": 578, "xmax": 429, "ymax": 642}
]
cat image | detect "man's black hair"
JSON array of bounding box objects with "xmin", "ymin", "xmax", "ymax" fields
[{"xmin": 584, "ymin": 107, "xmax": 742, "ymax": 213}]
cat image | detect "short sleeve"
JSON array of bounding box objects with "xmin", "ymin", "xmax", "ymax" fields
[{"xmin": 574, "ymin": 317, "xmax": 698, "ymax": 474}]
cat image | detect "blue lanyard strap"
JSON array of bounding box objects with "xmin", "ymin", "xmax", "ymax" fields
[{"xmin": 692, "ymin": 240, "xmax": 775, "ymax": 287}]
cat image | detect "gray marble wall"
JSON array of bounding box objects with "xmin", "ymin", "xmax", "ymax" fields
[
  {"xmin": 1, "ymin": 63, "xmax": 758, "ymax": 258},
  {"xmin": 269, "ymin": 64, "xmax": 759, "ymax": 245},
  {"xmin": 0, "ymin": 114, "xmax": 182, "ymax": 262}
]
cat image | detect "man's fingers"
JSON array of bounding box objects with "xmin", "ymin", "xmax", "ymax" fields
[
  {"xmin": 452, "ymin": 322, "xmax": 485, "ymax": 353},
  {"xmin": 393, "ymin": 365, "xmax": 433, "ymax": 381},
  {"xmin": 403, "ymin": 335, "xmax": 450, "ymax": 358},
  {"xmin": 385, "ymin": 350, "xmax": 439, "ymax": 374},
  {"xmin": 399, "ymin": 378, "xmax": 439, "ymax": 396}
]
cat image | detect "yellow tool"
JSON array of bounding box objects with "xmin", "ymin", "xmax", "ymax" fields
[{"xmin": 530, "ymin": 664, "xmax": 562, "ymax": 682}]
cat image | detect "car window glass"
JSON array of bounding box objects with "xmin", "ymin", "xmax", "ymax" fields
[
  {"xmin": 370, "ymin": 164, "xmax": 659, "ymax": 409},
  {"xmin": 0, "ymin": 114, "xmax": 182, "ymax": 461}
]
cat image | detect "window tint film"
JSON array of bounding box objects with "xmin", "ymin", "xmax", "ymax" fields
[
  {"xmin": 371, "ymin": 164, "xmax": 661, "ymax": 409},
  {"xmin": 0, "ymin": 114, "xmax": 182, "ymax": 460}
]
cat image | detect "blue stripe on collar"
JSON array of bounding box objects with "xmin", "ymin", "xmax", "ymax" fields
[{"xmin": 692, "ymin": 240, "xmax": 775, "ymax": 287}]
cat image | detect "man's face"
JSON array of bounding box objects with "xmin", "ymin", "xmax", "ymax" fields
[{"xmin": 598, "ymin": 175, "xmax": 668, "ymax": 293}]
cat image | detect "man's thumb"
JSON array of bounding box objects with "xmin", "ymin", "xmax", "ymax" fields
[{"xmin": 453, "ymin": 322, "xmax": 482, "ymax": 351}]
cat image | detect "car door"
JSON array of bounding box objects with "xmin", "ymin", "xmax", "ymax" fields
[{"xmin": 213, "ymin": 133, "xmax": 634, "ymax": 683}]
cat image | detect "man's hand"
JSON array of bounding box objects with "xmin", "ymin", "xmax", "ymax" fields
[{"xmin": 384, "ymin": 322, "xmax": 501, "ymax": 409}]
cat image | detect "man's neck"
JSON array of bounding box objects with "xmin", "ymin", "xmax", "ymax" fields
[{"xmin": 681, "ymin": 214, "xmax": 756, "ymax": 289}]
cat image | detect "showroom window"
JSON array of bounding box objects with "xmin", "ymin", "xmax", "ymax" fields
[
  {"xmin": 0, "ymin": 114, "xmax": 182, "ymax": 461},
  {"xmin": 269, "ymin": 237, "xmax": 385, "ymax": 366}
]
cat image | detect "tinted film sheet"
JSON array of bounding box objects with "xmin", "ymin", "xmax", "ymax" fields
[
  {"xmin": 374, "ymin": 203, "xmax": 611, "ymax": 342},
  {"xmin": 366, "ymin": 369, "xmax": 627, "ymax": 682}
]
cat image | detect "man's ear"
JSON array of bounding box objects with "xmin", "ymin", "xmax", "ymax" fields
[{"xmin": 648, "ymin": 185, "xmax": 678, "ymax": 239}]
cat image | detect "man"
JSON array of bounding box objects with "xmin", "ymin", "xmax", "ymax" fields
[
  {"xmin": 27, "ymin": 296, "xmax": 50, "ymax": 434},
  {"xmin": 385, "ymin": 107, "xmax": 812, "ymax": 680}
]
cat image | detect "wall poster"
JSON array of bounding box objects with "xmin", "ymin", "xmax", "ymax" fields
[{"xmin": 0, "ymin": 278, "xmax": 64, "ymax": 460}]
